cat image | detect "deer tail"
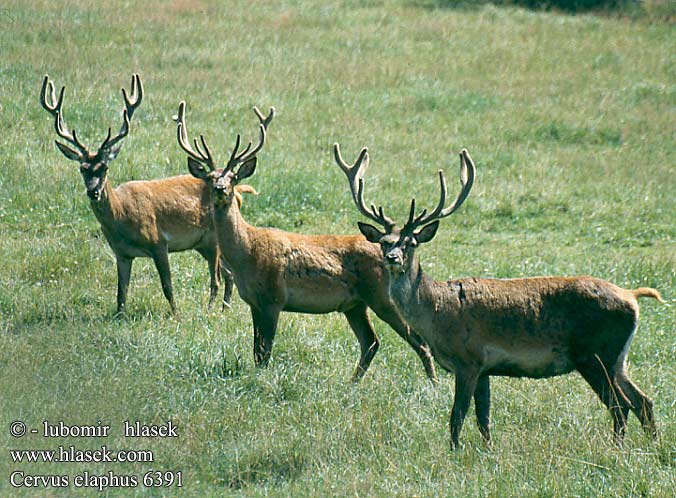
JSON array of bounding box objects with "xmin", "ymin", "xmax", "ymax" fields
[
  {"xmin": 234, "ymin": 184, "xmax": 259, "ymax": 208},
  {"xmin": 631, "ymin": 287, "xmax": 666, "ymax": 304},
  {"xmin": 235, "ymin": 184, "xmax": 259, "ymax": 196}
]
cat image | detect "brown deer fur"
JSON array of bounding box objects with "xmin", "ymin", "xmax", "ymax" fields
[
  {"xmin": 348, "ymin": 147, "xmax": 664, "ymax": 448},
  {"xmin": 211, "ymin": 192, "xmax": 437, "ymax": 381},
  {"xmin": 86, "ymin": 175, "xmax": 254, "ymax": 313},
  {"xmin": 176, "ymin": 102, "xmax": 437, "ymax": 382}
]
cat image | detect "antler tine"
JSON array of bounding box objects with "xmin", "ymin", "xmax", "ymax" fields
[
  {"xmin": 196, "ymin": 134, "xmax": 214, "ymax": 166},
  {"xmin": 99, "ymin": 74, "xmax": 144, "ymax": 152},
  {"xmin": 175, "ymin": 101, "xmax": 215, "ymax": 171},
  {"xmin": 439, "ymin": 148, "xmax": 475, "ymax": 217},
  {"xmin": 225, "ymin": 134, "xmax": 242, "ymax": 172},
  {"xmin": 121, "ymin": 73, "xmax": 144, "ymax": 121},
  {"xmin": 407, "ymin": 197, "xmax": 431, "ymax": 229},
  {"xmin": 237, "ymin": 141, "xmax": 253, "ymax": 159},
  {"xmin": 253, "ymin": 106, "xmax": 275, "ymax": 130},
  {"xmin": 40, "ymin": 75, "xmax": 88, "ymax": 155},
  {"xmin": 334, "ymin": 143, "xmax": 369, "ymax": 209},
  {"xmin": 333, "ymin": 143, "xmax": 394, "ymax": 229},
  {"xmin": 98, "ymin": 109, "xmax": 129, "ymax": 152},
  {"xmin": 242, "ymin": 123, "xmax": 266, "ymax": 161},
  {"xmin": 356, "ymin": 177, "xmax": 378, "ymax": 220},
  {"xmin": 407, "ymin": 170, "xmax": 447, "ymax": 229},
  {"xmin": 226, "ymin": 124, "xmax": 266, "ymax": 171},
  {"xmin": 40, "ymin": 75, "xmax": 58, "ymax": 113},
  {"xmin": 405, "ymin": 148, "xmax": 475, "ymax": 231},
  {"xmin": 406, "ymin": 198, "xmax": 417, "ymax": 226}
]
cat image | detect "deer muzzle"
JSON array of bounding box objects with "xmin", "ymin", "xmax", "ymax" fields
[
  {"xmin": 384, "ymin": 249, "xmax": 404, "ymax": 269},
  {"xmin": 85, "ymin": 181, "xmax": 104, "ymax": 201},
  {"xmin": 86, "ymin": 186, "xmax": 101, "ymax": 201}
]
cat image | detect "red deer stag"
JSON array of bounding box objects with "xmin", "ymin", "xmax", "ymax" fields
[
  {"xmin": 175, "ymin": 101, "xmax": 438, "ymax": 382},
  {"xmin": 340, "ymin": 145, "xmax": 663, "ymax": 447},
  {"xmin": 39, "ymin": 74, "xmax": 259, "ymax": 314}
]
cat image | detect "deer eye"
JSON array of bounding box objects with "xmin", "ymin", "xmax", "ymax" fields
[{"xmin": 93, "ymin": 162, "xmax": 107, "ymax": 172}]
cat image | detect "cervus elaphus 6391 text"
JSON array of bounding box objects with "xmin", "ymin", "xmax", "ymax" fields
[
  {"xmin": 175, "ymin": 101, "xmax": 438, "ymax": 382},
  {"xmin": 340, "ymin": 145, "xmax": 663, "ymax": 448},
  {"xmin": 40, "ymin": 74, "xmax": 258, "ymax": 314}
]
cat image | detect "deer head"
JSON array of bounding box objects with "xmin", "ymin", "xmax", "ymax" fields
[
  {"xmin": 334, "ymin": 144, "xmax": 475, "ymax": 273},
  {"xmin": 40, "ymin": 74, "xmax": 143, "ymax": 201},
  {"xmin": 176, "ymin": 101, "xmax": 274, "ymax": 207}
]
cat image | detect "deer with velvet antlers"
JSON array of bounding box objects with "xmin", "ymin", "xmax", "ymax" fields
[
  {"xmin": 40, "ymin": 74, "xmax": 258, "ymax": 314},
  {"xmin": 175, "ymin": 101, "xmax": 438, "ymax": 382},
  {"xmin": 337, "ymin": 144, "xmax": 664, "ymax": 448}
]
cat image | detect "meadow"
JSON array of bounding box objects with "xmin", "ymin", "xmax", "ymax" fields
[{"xmin": 1, "ymin": 0, "xmax": 674, "ymax": 496}]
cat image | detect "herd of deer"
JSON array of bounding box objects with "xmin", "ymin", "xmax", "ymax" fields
[{"xmin": 40, "ymin": 74, "xmax": 665, "ymax": 449}]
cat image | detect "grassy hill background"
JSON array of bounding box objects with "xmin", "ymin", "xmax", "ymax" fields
[{"xmin": 1, "ymin": 0, "xmax": 674, "ymax": 496}]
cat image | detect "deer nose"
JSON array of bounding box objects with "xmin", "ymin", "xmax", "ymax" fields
[{"xmin": 385, "ymin": 252, "xmax": 400, "ymax": 264}]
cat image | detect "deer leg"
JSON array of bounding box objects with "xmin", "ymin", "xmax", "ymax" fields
[
  {"xmin": 344, "ymin": 305, "xmax": 380, "ymax": 382},
  {"xmin": 377, "ymin": 311, "xmax": 438, "ymax": 384},
  {"xmin": 450, "ymin": 367, "xmax": 480, "ymax": 450},
  {"xmin": 615, "ymin": 370, "xmax": 656, "ymax": 438},
  {"xmin": 196, "ymin": 247, "xmax": 220, "ymax": 309},
  {"xmin": 151, "ymin": 248, "xmax": 176, "ymax": 315},
  {"xmin": 251, "ymin": 305, "xmax": 280, "ymax": 367},
  {"xmin": 115, "ymin": 256, "xmax": 133, "ymax": 314},
  {"xmin": 474, "ymin": 375, "xmax": 491, "ymax": 444},
  {"xmin": 576, "ymin": 359, "xmax": 630, "ymax": 440},
  {"xmin": 219, "ymin": 254, "xmax": 235, "ymax": 309}
]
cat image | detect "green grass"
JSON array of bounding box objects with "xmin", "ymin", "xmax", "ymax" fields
[{"xmin": 1, "ymin": 0, "xmax": 675, "ymax": 496}]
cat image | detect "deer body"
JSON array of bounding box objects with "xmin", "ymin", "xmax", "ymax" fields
[
  {"xmin": 342, "ymin": 145, "xmax": 663, "ymax": 447},
  {"xmin": 390, "ymin": 273, "xmax": 647, "ymax": 379},
  {"xmin": 215, "ymin": 208, "xmax": 380, "ymax": 313},
  {"xmin": 93, "ymin": 175, "xmax": 240, "ymax": 313},
  {"xmin": 40, "ymin": 74, "xmax": 245, "ymax": 313},
  {"xmin": 92, "ymin": 175, "xmax": 212, "ymax": 256},
  {"xmin": 175, "ymin": 102, "xmax": 437, "ymax": 382},
  {"xmin": 387, "ymin": 252, "xmax": 661, "ymax": 447}
]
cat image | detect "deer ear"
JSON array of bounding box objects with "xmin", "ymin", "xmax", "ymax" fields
[
  {"xmin": 414, "ymin": 221, "xmax": 440, "ymax": 244},
  {"xmin": 187, "ymin": 157, "xmax": 209, "ymax": 180},
  {"xmin": 358, "ymin": 222, "xmax": 385, "ymax": 243},
  {"xmin": 235, "ymin": 157, "xmax": 257, "ymax": 183},
  {"xmin": 55, "ymin": 141, "xmax": 83, "ymax": 161}
]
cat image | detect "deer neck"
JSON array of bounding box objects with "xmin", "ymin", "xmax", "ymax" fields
[
  {"xmin": 387, "ymin": 255, "xmax": 439, "ymax": 334},
  {"xmin": 89, "ymin": 180, "xmax": 124, "ymax": 223},
  {"xmin": 213, "ymin": 199, "xmax": 252, "ymax": 265}
]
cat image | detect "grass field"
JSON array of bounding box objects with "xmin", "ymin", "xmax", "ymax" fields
[{"xmin": 1, "ymin": 0, "xmax": 674, "ymax": 496}]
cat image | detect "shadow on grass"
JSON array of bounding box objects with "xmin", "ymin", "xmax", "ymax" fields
[
  {"xmin": 222, "ymin": 450, "xmax": 307, "ymax": 490},
  {"xmin": 415, "ymin": 0, "xmax": 648, "ymax": 15},
  {"xmin": 2, "ymin": 297, "xmax": 178, "ymax": 336},
  {"xmin": 179, "ymin": 348, "xmax": 245, "ymax": 381}
]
